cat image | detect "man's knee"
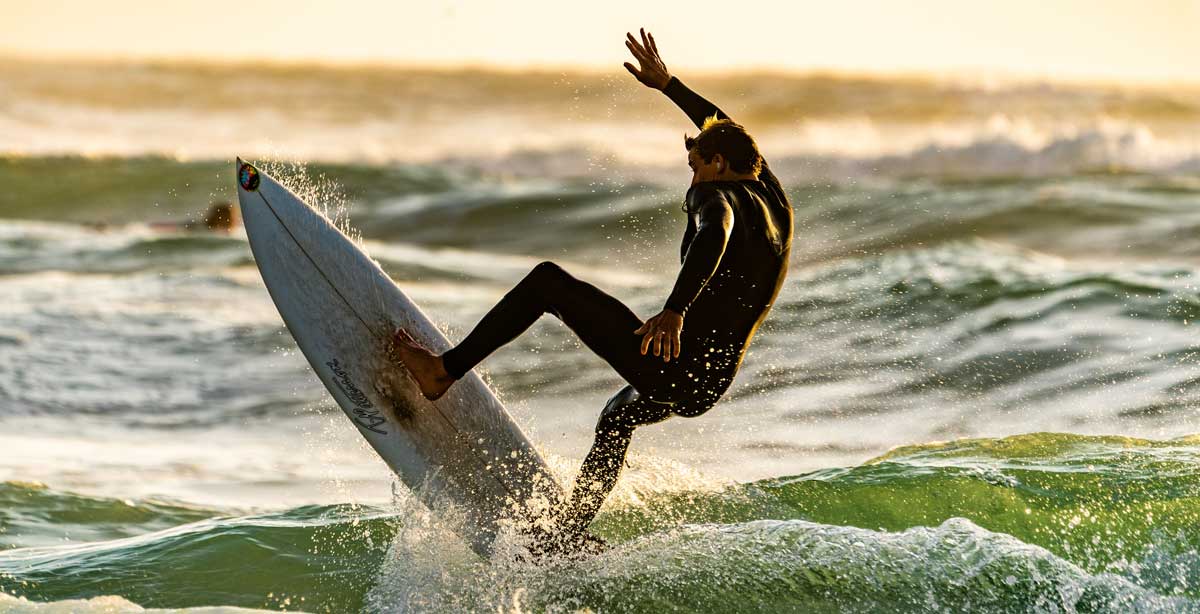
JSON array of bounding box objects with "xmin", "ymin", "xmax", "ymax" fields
[
  {"xmin": 530, "ymin": 261, "xmax": 568, "ymax": 284},
  {"xmin": 595, "ymin": 411, "xmax": 636, "ymax": 439},
  {"xmin": 513, "ymin": 261, "xmax": 570, "ymax": 306},
  {"xmin": 595, "ymin": 386, "xmax": 672, "ymax": 436}
]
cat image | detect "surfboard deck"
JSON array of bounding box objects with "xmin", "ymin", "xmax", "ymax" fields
[{"xmin": 234, "ymin": 159, "xmax": 563, "ymax": 557}]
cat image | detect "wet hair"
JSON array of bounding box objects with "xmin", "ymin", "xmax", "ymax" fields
[
  {"xmin": 203, "ymin": 202, "xmax": 238, "ymax": 230},
  {"xmin": 684, "ymin": 115, "xmax": 763, "ymax": 175}
]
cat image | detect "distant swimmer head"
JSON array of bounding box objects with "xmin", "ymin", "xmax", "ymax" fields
[
  {"xmin": 204, "ymin": 202, "xmax": 240, "ymax": 231},
  {"xmin": 238, "ymin": 161, "xmax": 260, "ymax": 191}
]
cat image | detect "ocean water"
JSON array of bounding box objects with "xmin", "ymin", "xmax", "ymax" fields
[{"xmin": 1, "ymin": 58, "xmax": 1199, "ymax": 612}]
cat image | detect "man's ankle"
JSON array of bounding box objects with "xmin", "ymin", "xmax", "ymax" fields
[{"xmin": 436, "ymin": 355, "xmax": 459, "ymax": 382}]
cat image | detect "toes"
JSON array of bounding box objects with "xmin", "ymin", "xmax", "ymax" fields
[{"xmin": 392, "ymin": 328, "xmax": 419, "ymax": 347}]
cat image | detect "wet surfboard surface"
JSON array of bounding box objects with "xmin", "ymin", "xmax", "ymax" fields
[{"xmin": 234, "ymin": 159, "xmax": 561, "ymax": 557}]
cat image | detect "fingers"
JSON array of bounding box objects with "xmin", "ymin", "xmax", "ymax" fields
[
  {"xmin": 626, "ymin": 32, "xmax": 647, "ymax": 59},
  {"xmin": 643, "ymin": 28, "xmax": 662, "ymax": 58},
  {"xmin": 636, "ymin": 312, "xmax": 684, "ymax": 361},
  {"xmin": 623, "ymin": 62, "xmax": 640, "ymax": 79},
  {"xmin": 627, "ymin": 29, "xmax": 661, "ymax": 60},
  {"xmin": 625, "ymin": 40, "xmax": 644, "ymax": 66}
]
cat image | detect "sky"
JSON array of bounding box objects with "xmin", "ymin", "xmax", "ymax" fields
[{"xmin": 1, "ymin": 0, "xmax": 1198, "ymax": 82}]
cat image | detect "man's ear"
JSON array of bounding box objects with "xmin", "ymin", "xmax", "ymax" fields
[{"xmin": 713, "ymin": 153, "xmax": 726, "ymax": 172}]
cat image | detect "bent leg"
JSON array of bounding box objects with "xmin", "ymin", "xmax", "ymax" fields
[
  {"xmin": 558, "ymin": 385, "xmax": 673, "ymax": 536},
  {"xmin": 442, "ymin": 261, "xmax": 656, "ymax": 389}
]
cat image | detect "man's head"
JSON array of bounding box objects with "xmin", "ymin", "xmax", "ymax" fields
[{"xmin": 685, "ymin": 115, "xmax": 763, "ymax": 185}]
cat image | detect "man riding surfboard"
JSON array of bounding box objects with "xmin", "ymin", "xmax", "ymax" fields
[{"xmin": 392, "ymin": 28, "xmax": 793, "ymax": 552}]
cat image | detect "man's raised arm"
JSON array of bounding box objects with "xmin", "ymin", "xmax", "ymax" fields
[
  {"xmin": 662, "ymin": 77, "xmax": 728, "ymax": 129},
  {"xmin": 624, "ymin": 28, "xmax": 783, "ymax": 193},
  {"xmin": 624, "ymin": 28, "xmax": 727, "ymax": 127}
]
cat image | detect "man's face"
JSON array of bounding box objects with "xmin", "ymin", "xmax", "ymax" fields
[{"xmin": 688, "ymin": 149, "xmax": 723, "ymax": 186}]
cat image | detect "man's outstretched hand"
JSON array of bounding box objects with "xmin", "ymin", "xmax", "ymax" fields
[
  {"xmin": 635, "ymin": 309, "xmax": 684, "ymax": 362},
  {"xmin": 624, "ymin": 28, "xmax": 670, "ymax": 90}
]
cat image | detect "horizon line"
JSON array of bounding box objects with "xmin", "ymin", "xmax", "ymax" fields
[{"xmin": 2, "ymin": 49, "xmax": 1198, "ymax": 90}]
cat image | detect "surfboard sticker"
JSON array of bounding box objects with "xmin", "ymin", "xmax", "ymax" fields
[{"xmin": 238, "ymin": 162, "xmax": 260, "ymax": 191}]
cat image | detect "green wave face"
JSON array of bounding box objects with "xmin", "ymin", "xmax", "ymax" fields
[
  {"xmin": 374, "ymin": 429, "xmax": 1200, "ymax": 613},
  {"xmin": 3, "ymin": 433, "xmax": 1198, "ymax": 612},
  {"xmin": 598, "ymin": 433, "xmax": 1200, "ymax": 588},
  {"xmin": 0, "ymin": 501, "xmax": 396, "ymax": 612},
  {"xmin": 0, "ymin": 482, "xmax": 219, "ymax": 550}
]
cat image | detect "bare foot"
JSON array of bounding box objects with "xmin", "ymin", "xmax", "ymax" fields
[{"xmin": 390, "ymin": 328, "xmax": 456, "ymax": 401}]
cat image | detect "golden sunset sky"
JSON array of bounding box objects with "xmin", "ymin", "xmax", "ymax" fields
[{"xmin": 1, "ymin": 0, "xmax": 1197, "ymax": 82}]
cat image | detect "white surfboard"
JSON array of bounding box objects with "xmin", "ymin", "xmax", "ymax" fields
[{"xmin": 234, "ymin": 159, "xmax": 562, "ymax": 557}]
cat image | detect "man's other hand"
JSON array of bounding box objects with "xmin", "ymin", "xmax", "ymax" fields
[
  {"xmin": 623, "ymin": 28, "xmax": 670, "ymax": 90},
  {"xmin": 635, "ymin": 309, "xmax": 684, "ymax": 362}
]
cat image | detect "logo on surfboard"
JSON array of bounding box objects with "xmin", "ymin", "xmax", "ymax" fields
[
  {"xmin": 238, "ymin": 163, "xmax": 260, "ymax": 191},
  {"xmin": 326, "ymin": 359, "xmax": 388, "ymax": 435}
]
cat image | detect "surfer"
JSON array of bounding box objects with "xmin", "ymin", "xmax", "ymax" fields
[
  {"xmin": 392, "ymin": 28, "xmax": 792, "ymax": 549},
  {"xmin": 147, "ymin": 202, "xmax": 240, "ymax": 233},
  {"xmin": 86, "ymin": 202, "xmax": 239, "ymax": 234}
]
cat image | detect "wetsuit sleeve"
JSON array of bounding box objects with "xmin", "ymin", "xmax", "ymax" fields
[
  {"xmin": 662, "ymin": 76, "xmax": 728, "ymax": 127},
  {"xmin": 664, "ymin": 186, "xmax": 733, "ymax": 316},
  {"xmin": 662, "ymin": 76, "xmax": 785, "ymax": 199}
]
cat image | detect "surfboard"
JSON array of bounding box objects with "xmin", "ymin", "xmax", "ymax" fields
[{"xmin": 234, "ymin": 159, "xmax": 562, "ymax": 557}]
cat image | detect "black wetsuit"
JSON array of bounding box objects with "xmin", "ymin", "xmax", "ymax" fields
[{"xmin": 440, "ymin": 77, "xmax": 793, "ymax": 536}]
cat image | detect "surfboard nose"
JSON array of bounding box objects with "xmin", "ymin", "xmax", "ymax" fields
[{"xmin": 236, "ymin": 158, "xmax": 260, "ymax": 192}]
